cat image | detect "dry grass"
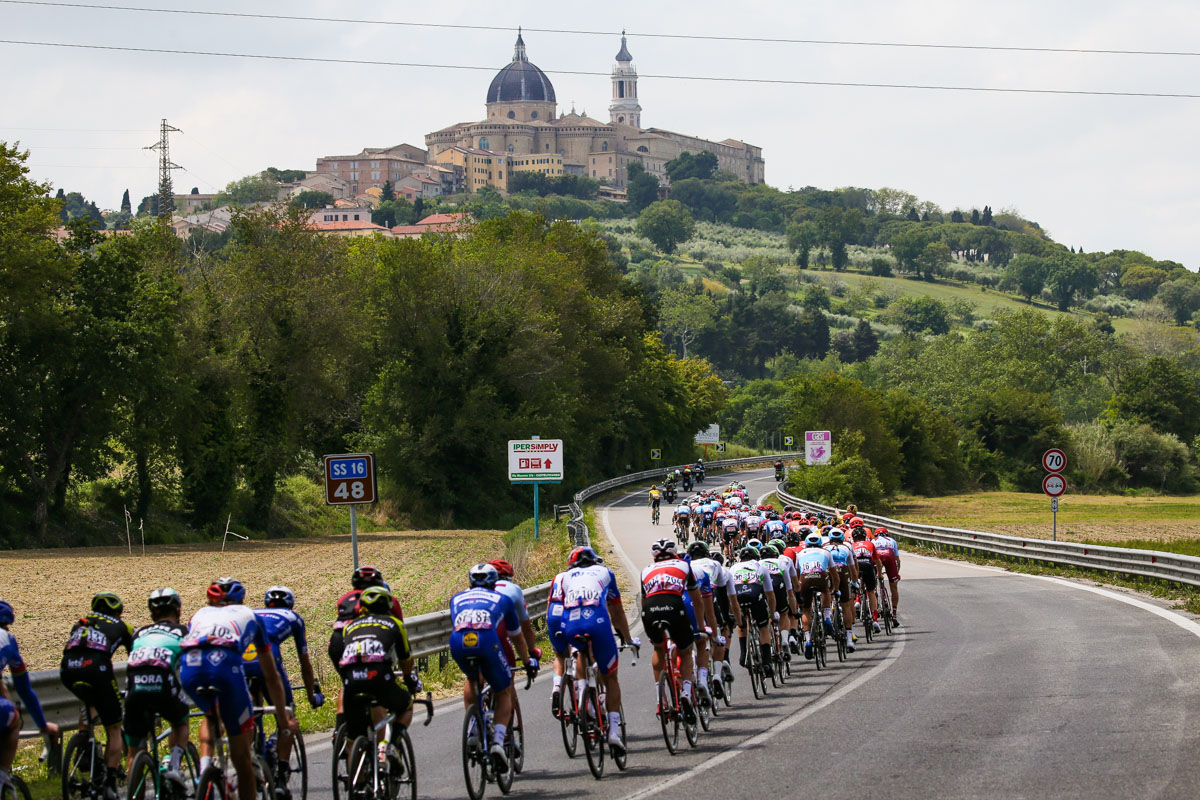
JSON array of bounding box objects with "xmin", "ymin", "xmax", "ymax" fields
[{"xmin": 1, "ymin": 530, "xmax": 508, "ymax": 674}]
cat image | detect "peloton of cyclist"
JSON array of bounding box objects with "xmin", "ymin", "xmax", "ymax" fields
[
  {"xmin": 0, "ymin": 600, "xmax": 59, "ymax": 796},
  {"xmin": 641, "ymin": 539, "xmax": 705, "ymax": 723}
]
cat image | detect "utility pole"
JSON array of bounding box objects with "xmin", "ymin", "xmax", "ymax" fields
[{"xmin": 144, "ymin": 119, "xmax": 182, "ymax": 218}]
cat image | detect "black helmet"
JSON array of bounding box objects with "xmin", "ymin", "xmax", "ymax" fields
[
  {"xmin": 687, "ymin": 541, "xmax": 709, "ymax": 559},
  {"xmin": 358, "ymin": 586, "xmax": 393, "ymax": 615},
  {"xmin": 147, "ymin": 588, "xmax": 181, "ymax": 615},
  {"xmin": 738, "ymin": 546, "xmax": 758, "ymax": 562},
  {"xmin": 92, "ymin": 592, "xmax": 124, "ymax": 616},
  {"xmin": 351, "ymin": 565, "xmax": 385, "ymax": 591},
  {"xmin": 711, "ymin": 552, "xmax": 725, "ymax": 566}
]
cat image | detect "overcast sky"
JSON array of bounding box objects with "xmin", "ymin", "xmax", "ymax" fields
[{"xmin": 3, "ymin": 0, "xmax": 1198, "ymax": 267}]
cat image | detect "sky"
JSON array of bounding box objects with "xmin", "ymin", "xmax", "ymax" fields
[{"xmin": 2, "ymin": 0, "xmax": 1198, "ymax": 267}]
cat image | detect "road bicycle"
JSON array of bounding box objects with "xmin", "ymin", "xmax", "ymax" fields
[
  {"xmin": 832, "ymin": 590, "xmax": 848, "ymax": 663},
  {"xmin": 0, "ymin": 773, "xmax": 30, "ymax": 800},
  {"xmin": 192, "ymin": 687, "xmax": 275, "ymax": 800},
  {"xmin": 250, "ymin": 688, "xmax": 307, "ymax": 800},
  {"xmin": 125, "ymin": 712, "xmax": 201, "ymax": 800},
  {"xmin": 650, "ymin": 621, "xmax": 698, "ymax": 754},
  {"xmin": 566, "ymin": 633, "xmax": 634, "ymax": 779},
  {"xmin": 557, "ymin": 653, "xmax": 581, "ymax": 759},
  {"xmin": 460, "ymin": 662, "xmax": 534, "ymax": 800},
  {"xmin": 768, "ymin": 616, "xmax": 790, "ymax": 687},
  {"xmin": 877, "ymin": 575, "xmax": 895, "ymax": 635},
  {"xmin": 810, "ymin": 591, "xmax": 828, "ymax": 670},
  {"xmin": 856, "ymin": 586, "xmax": 874, "ymax": 644},
  {"xmin": 651, "ymin": 504, "xmax": 660, "ymax": 526},
  {"xmin": 62, "ymin": 700, "xmax": 111, "ymax": 800},
  {"xmin": 740, "ymin": 618, "xmax": 769, "ymax": 700},
  {"xmin": 344, "ymin": 692, "xmax": 432, "ymax": 800}
]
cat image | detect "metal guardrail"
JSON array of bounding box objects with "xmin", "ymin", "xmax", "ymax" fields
[
  {"xmin": 775, "ymin": 483, "xmax": 1200, "ymax": 590},
  {"xmin": 565, "ymin": 453, "xmax": 804, "ymax": 547}
]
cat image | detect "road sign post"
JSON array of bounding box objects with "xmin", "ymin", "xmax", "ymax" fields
[
  {"xmin": 324, "ymin": 453, "xmax": 378, "ymax": 569},
  {"xmin": 509, "ymin": 438, "xmax": 564, "ymax": 540},
  {"xmin": 1041, "ymin": 450, "xmax": 1067, "ymax": 542},
  {"xmin": 805, "ymin": 431, "xmax": 832, "ymax": 466}
]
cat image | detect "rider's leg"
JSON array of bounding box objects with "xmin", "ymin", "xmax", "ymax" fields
[
  {"xmin": 228, "ymin": 731, "xmax": 258, "ymax": 800},
  {"xmin": 0, "ymin": 711, "xmax": 18, "ymax": 774},
  {"xmin": 650, "ymin": 643, "xmax": 666, "ymax": 682}
]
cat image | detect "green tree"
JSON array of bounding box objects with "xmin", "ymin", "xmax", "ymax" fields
[
  {"xmin": 1156, "ymin": 278, "xmax": 1200, "ymax": 326},
  {"xmin": 1045, "ymin": 253, "xmax": 1098, "ymax": 311},
  {"xmin": 291, "ymin": 190, "xmax": 335, "ymax": 210},
  {"xmin": 889, "ymin": 296, "xmax": 950, "ymax": 335},
  {"xmin": 1107, "ymin": 356, "xmax": 1200, "ymax": 443},
  {"xmin": 636, "ymin": 199, "xmax": 696, "ymax": 255},
  {"xmin": 659, "ymin": 289, "xmax": 717, "ymax": 358},
  {"xmin": 626, "ymin": 163, "xmax": 660, "ymax": 212},
  {"xmin": 1002, "ymin": 254, "xmax": 1048, "ymax": 302},
  {"xmin": 664, "ymin": 151, "xmax": 718, "ymax": 181},
  {"xmin": 916, "ymin": 240, "xmax": 952, "ymax": 280},
  {"xmin": 785, "ymin": 221, "xmax": 821, "ymax": 268},
  {"xmin": 120, "ymin": 188, "xmax": 131, "ymax": 214},
  {"xmin": 381, "ymin": 180, "xmax": 395, "ymax": 202},
  {"xmin": 852, "ymin": 318, "xmax": 879, "ymax": 360},
  {"xmin": 883, "ymin": 390, "xmax": 967, "ymax": 494},
  {"xmin": 1120, "ymin": 265, "xmax": 1168, "ymax": 300},
  {"xmin": 963, "ymin": 388, "xmax": 1064, "ymax": 490},
  {"xmin": 214, "ymin": 172, "xmax": 279, "ymax": 206},
  {"xmin": 816, "ymin": 207, "xmax": 864, "ymax": 271}
]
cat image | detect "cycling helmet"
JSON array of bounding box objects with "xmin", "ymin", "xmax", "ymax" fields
[
  {"xmin": 651, "ymin": 538, "xmax": 677, "ymax": 560},
  {"xmin": 846, "ymin": 504, "xmax": 858, "ymax": 515},
  {"xmin": 830, "ymin": 530, "xmax": 845, "ymax": 543},
  {"xmin": 851, "ymin": 528, "xmax": 867, "ymax": 540},
  {"xmin": 92, "ymin": 592, "xmax": 124, "ymax": 616},
  {"xmin": 738, "ymin": 546, "xmax": 759, "ymax": 562},
  {"xmin": 875, "ymin": 527, "xmax": 889, "ymax": 537},
  {"xmin": 747, "ymin": 538, "xmax": 763, "ymax": 551},
  {"xmin": 791, "ymin": 511, "xmax": 803, "ymax": 520},
  {"xmin": 687, "ymin": 541, "xmax": 709, "ymax": 559},
  {"xmin": 761, "ymin": 543, "xmax": 779, "ymax": 558},
  {"xmin": 264, "ymin": 586, "xmax": 295, "ymax": 609},
  {"xmin": 711, "ymin": 552, "xmax": 725, "ymax": 566},
  {"xmin": 207, "ymin": 578, "xmax": 245, "ymax": 606},
  {"xmin": 489, "ymin": 559, "xmax": 515, "ymax": 579},
  {"xmin": 805, "ymin": 533, "xmax": 823, "ymax": 547},
  {"xmin": 651, "ymin": 484, "xmax": 657, "ymax": 489},
  {"xmin": 569, "ymin": 547, "xmax": 601, "ymax": 568},
  {"xmin": 786, "ymin": 531, "xmax": 801, "ymax": 546},
  {"xmin": 358, "ymin": 586, "xmax": 394, "ymax": 615},
  {"xmin": 849, "ymin": 517, "xmax": 864, "ymax": 529},
  {"xmin": 147, "ymin": 588, "xmax": 181, "ymax": 614},
  {"xmin": 0, "ymin": 600, "xmax": 13, "ymax": 627},
  {"xmin": 351, "ymin": 565, "xmax": 385, "ymax": 590},
  {"xmin": 468, "ymin": 563, "xmax": 500, "ymax": 589}
]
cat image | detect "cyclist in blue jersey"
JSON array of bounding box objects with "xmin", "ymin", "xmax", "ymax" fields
[
  {"xmin": 546, "ymin": 567, "xmax": 568, "ymax": 717},
  {"xmin": 0, "ymin": 600, "xmax": 59, "ymax": 796},
  {"xmin": 245, "ymin": 586, "xmax": 323, "ymax": 795},
  {"xmin": 796, "ymin": 534, "xmax": 838, "ymax": 660},
  {"xmin": 181, "ymin": 578, "xmax": 297, "ymax": 800},
  {"xmin": 449, "ymin": 564, "xmax": 537, "ymax": 776},
  {"xmin": 825, "ymin": 530, "xmax": 860, "ymax": 653}
]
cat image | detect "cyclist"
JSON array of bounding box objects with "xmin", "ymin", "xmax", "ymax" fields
[
  {"xmin": 873, "ymin": 527, "xmax": 902, "ymax": 626},
  {"xmin": 246, "ymin": 586, "xmax": 322, "ymax": 796},
  {"xmin": 673, "ymin": 503, "xmax": 691, "ymax": 540},
  {"xmin": 329, "ymin": 566, "xmax": 404, "ymax": 733},
  {"xmin": 760, "ymin": 542, "xmax": 800, "ymax": 654},
  {"xmin": 825, "ymin": 530, "xmax": 859, "ymax": 653},
  {"xmin": 337, "ymin": 586, "xmax": 420, "ymax": 759},
  {"xmin": 546, "ymin": 564, "xmax": 569, "ymax": 717},
  {"xmin": 124, "ymin": 589, "xmax": 190, "ymax": 790},
  {"xmin": 729, "ymin": 545, "xmax": 776, "ymax": 678},
  {"xmin": 686, "ymin": 542, "xmax": 740, "ymax": 700},
  {"xmin": 60, "ymin": 592, "xmax": 134, "ymax": 799},
  {"xmin": 559, "ymin": 546, "xmax": 637, "ymax": 753},
  {"xmin": 774, "ymin": 459, "xmax": 784, "ymax": 481},
  {"xmin": 796, "ymin": 533, "xmax": 838, "ymax": 660},
  {"xmin": 0, "ymin": 600, "xmax": 59, "ymax": 795},
  {"xmin": 851, "ymin": 528, "xmax": 883, "ymax": 634},
  {"xmin": 706, "ymin": 551, "xmax": 740, "ymax": 691},
  {"xmin": 181, "ymin": 578, "xmax": 297, "ymax": 800},
  {"xmin": 449, "ymin": 564, "xmax": 537, "ymax": 776},
  {"xmin": 640, "ymin": 539, "xmax": 704, "ymax": 723},
  {"xmin": 648, "ymin": 485, "xmax": 662, "ymax": 524}
]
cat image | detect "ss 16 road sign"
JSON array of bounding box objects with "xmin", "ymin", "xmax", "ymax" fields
[
  {"xmin": 1043, "ymin": 473, "xmax": 1066, "ymax": 498},
  {"xmin": 1042, "ymin": 448, "xmax": 1066, "ymax": 473},
  {"xmin": 509, "ymin": 439, "xmax": 564, "ymax": 483},
  {"xmin": 324, "ymin": 453, "xmax": 377, "ymax": 505}
]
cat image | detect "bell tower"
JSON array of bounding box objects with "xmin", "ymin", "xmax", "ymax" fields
[{"xmin": 609, "ymin": 31, "xmax": 641, "ymax": 128}]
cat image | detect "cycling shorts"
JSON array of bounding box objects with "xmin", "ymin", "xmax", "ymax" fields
[
  {"xmin": 0, "ymin": 697, "xmax": 16, "ymax": 730},
  {"xmin": 734, "ymin": 585, "xmax": 769, "ymax": 629},
  {"xmin": 796, "ymin": 574, "xmax": 830, "ymax": 610},
  {"xmin": 547, "ymin": 603, "xmax": 568, "ymax": 657},
  {"xmin": 682, "ymin": 592, "xmax": 700, "ymax": 635},
  {"xmin": 834, "ymin": 566, "xmax": 851, "ymax": 599},
  {"xmin": 722, "ymin": 527, "xmax": 739, "ymax": 542},
  {"xmin": 714, "ymin": 590, "xmax": 734, "ymax": 629},
  {"xmin": 651, "ymin": 498, "xmax": 661, "ymax": 509},
  {"xmin": 342, "ymin": 674, "xmax": 413, "ymax": 740},
  {"xmin": 561, "ymin": 606, "xmax": 619, "ymax": 675},
  {"xmin": 450, "ymin": 629, "xmax": 513, "ymax": 693},
  {"xmin": 60, "ymin": 658, "xmax": 123, "ymax": 727},
  {"xmin": 180, "ymin": 647, "xmax": 256, "ymax": 735},
  {"xmin": 123, "ymin": 670, "xmax": 190, "ymax": 746},
  {"xmin": 773, "ymin": 587, "xmax": 790, "ymax": 616},
  {"xmin": 877, "ymin": 552, "xmax": 900, "ymax": 582},
  {"xmin": 642, "ymin": 594, "xmax": 695, "ymax": 650},
  {"xmin": 856, "ymin": 562, "xmax": 878, "ymax": 593},
  {"xmin": 245, "ymin": 658, "xmax": 294, "ymax": 708}
]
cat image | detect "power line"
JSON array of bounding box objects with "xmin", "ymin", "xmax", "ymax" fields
[
  {"xmin": 1, "ymin": 39, "xmax": 1197, "ymax": 99},
  {"xmin": 0, "ymin": 126, "xmax": 148, "ymax": 132},
  {"xmin": 3, "ymin": 0, "xmax": 1197, "ymax": 58}
]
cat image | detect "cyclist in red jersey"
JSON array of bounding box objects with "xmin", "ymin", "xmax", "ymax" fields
[
  {"xmin": 640, "ymin": 539, "xmax": 704, "ymax": 724},
  {"xmin": 873, "ymin": 527, "xmax": 902, "ymax": 625},
  {"xmin": 850, "ymin": 527, "xmax": 883, "ymax": 633}
]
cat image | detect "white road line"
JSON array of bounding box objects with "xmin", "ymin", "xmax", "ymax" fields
[{"xmin": 618, "ymin": 632, "xmax": 906, "ymax": 800}]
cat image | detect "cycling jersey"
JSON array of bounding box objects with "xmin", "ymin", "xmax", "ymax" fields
[
  {"xmin": 547, "ymin": 572, "xmax": 568, "ymax": 657},
  {"xmin": 339, "ymin": 614, "xmax": 414, "ymax": 739},
  {"xmin": 560, "ymin": 564, "xmax": 622, "ymax": 674},
  {"xmin": 825, "ymin": 542, "xmax": 854, "ymax": 568},
  {"xmin": 448, "ymin": 587, "xmax": 520, "ymax": 692},
  {"xmin": 875, "ymin": 534, "xmax": 901, "ymax": 582},
  {"xmin": 729, "ymin": 559, "xmax": 772, "ymax": 628},
  {"xmin": 852, "ymin": 539, "xmax": 881, "ymax": 592},
  {"xmin": 124, "ymin": 621, "xmax": 189, "ymax": 746},
  {"xmin": 244, "ymin": 607, "xmax": 308, "ymax": 705},
  {"xmin": 329, "ymin": 589, "xmax": 403, "ymax": 669},
  {"xmin": 744, "ymin": 515, "xmax": 764, "ymax": 533},
  {"xmin": 761, "ymin": 555, "xmax": 796, "ymax": 592},
  {"xmin": 640, "ymin": 558, "xmax": 702, "ymax": 597},
  {"xmin": 763, "ymin": 519, "xmax": 787, "ymax": 538},
  {"xmin": 61, "ymin": 611, "xmax": 133, "ymax": 728},
  {"xmin": 689, "ymin": 557, "xmax": 733, "ymax": 600},
  {"xmin": 0, "ymin": 628, "xmax": 46, "ymax": 729},
  {"xmin": 796, "ymin": 547, "xmax": 833, "ymax": 575},
  {"xmin": 181, "ymin": 604, "xmax": 272, "ymax": 736}
]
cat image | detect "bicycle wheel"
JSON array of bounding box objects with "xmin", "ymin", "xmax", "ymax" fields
[
  {"xmin": 61, "ymin": 731, "xmax": 95, "ymax": 800},
  {"xmin": 347, "ymin": 738, "xmax": 373, "ymax": 800},
  {"xmin": 559, "ymin": 683, "xmax": 579, "ymax": 758},
  {"xmin": 195, "ymin": 766, "xmax": 226, "ymax": 800},
  {"xmin": 697, "ymin": 684, "xmax": 711, "ymax": 732},
  {"xmin": 657, "ymin": 674, "xmax": 679, "ymax": 755},
  {"xmin": 835, "ymin": 607, "xmax": 848, "ymax": 663},
  {"xmin": 613, "ymin": 704, "xmax": 628, "ymax": 772},
  {"xmin": 183, "ymin": 743, "xmax": 201, "ymax": 796},
  {"xmin": 126, "ymin": 750, "xmax": 156, "ymax": 800},
  {"xmin": 748, "ymin": 641, "xmax": 763, "ymax": 699},
  {"xmin": 461, "ymin": 707, "xmax": 487, "ymax": 800},
  {"xmin": 707, "ymin": 678, "xmax": 720, "ymax": 718},
  {"xmin": 330, "ymin": 726, "xmax": 350, "ymax": 800},
  {"xmin": 881, "ymin": 588, "xmax": 894, "ymax": 635},
  {"xmin": 683, "ymin": 688, "xmax": 699, "ymax": 748},
  {"xmin": 3, "ymin": 775, "xmax": 32, "ymax": 800},
  {"xmin": 390, "ymin": 727, "xmax": 417, "ymax": 800},
  {"xmin": 722, "ymin": 667, "xmax": 734, "ymax": 706},
  {"xmin": 251, "ymin": 755, "xmax": 275, "ymax": 800},
  {"xmin": 581, "ymin": 687, "xmax": 605, "ymax": 780}
]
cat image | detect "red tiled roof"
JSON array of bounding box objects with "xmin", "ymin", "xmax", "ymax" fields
[
  {"xmin": 417, "ymin": 212, "xmax": 469, "ymax": 226},
  {"xmin": 390, "ymin": 224, "xmax": 426, "ymax": 235}
]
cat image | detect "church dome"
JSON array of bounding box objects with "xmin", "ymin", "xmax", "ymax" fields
[{"xmin": 487, "ymin": 30, "xmax": 556, "ymax": 104}]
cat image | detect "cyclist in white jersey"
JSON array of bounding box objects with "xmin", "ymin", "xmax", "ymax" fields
[{"xmin": 687, "ymin": 542, "xmax": 741, "ymax": 698}]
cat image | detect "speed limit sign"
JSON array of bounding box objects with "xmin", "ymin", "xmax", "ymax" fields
[
  {"xmin": 324, "ymin": 453, "xmax": 377, "ymax": 505},
  {"xmin": 1042, "ymin": 448, "xmax": 1066, "ymax": 473}
]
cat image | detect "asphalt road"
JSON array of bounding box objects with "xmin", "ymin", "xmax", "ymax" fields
[{"xmin": 304, "ymin": 468, "xmax": 1200, "ymax": 800}]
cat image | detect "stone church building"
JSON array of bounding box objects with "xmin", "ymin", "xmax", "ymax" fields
[{"xmin": 425, "ymin": 31, "xmax": 765, "ymax": 189}]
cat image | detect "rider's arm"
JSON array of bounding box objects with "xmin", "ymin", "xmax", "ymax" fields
[
  {"xmin": 291, "ymin": 616, "xmax": 320, "ymax": 704},
  {"xmin": 258, "ymin": 643, "xmax": 298, "ymax": 733},
  {"xmin": 701, "ymin": 595, "xmax": 718, "ymax": 633},
  {"xmin": 729, "ymin": 588, "xmax": 744, "ymax": 629},
  {"xmin": 608, "ymin": 598, "xmax": 634, "ymax": 644}
]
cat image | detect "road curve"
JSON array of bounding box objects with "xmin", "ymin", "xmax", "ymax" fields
[{"xmin": 305, "ymin": 467, "xmax": 1200, "ymax": 800}]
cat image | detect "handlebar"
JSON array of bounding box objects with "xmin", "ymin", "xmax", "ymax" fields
[{"xmin": 413, "ymin": 692, "xmax": 434, "ymax": 727}]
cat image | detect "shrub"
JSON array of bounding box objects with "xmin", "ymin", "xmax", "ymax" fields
[
  {"xmin": 1065, "ymin": 422, "xmax": 1126, "ymax": 492},
  {"xmin": 787, "ymin": 455, "xmax": 886, "ymax": 510},
  {"xmin": 1109, "ymin": 421, "xmax": 1197, "ymax": 492},
  {"xmin": 868, "ymin": 257, "xmax": 894, "ymax": 277}
]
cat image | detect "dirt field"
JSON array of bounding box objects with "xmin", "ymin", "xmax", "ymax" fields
[
  {"xmin": 892, "ymin": 492, "xmax": 1200, "ymax": 546},
  {"xmin": 0, "ymin": 530, "xmax": 511, "ymax": 673}
]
